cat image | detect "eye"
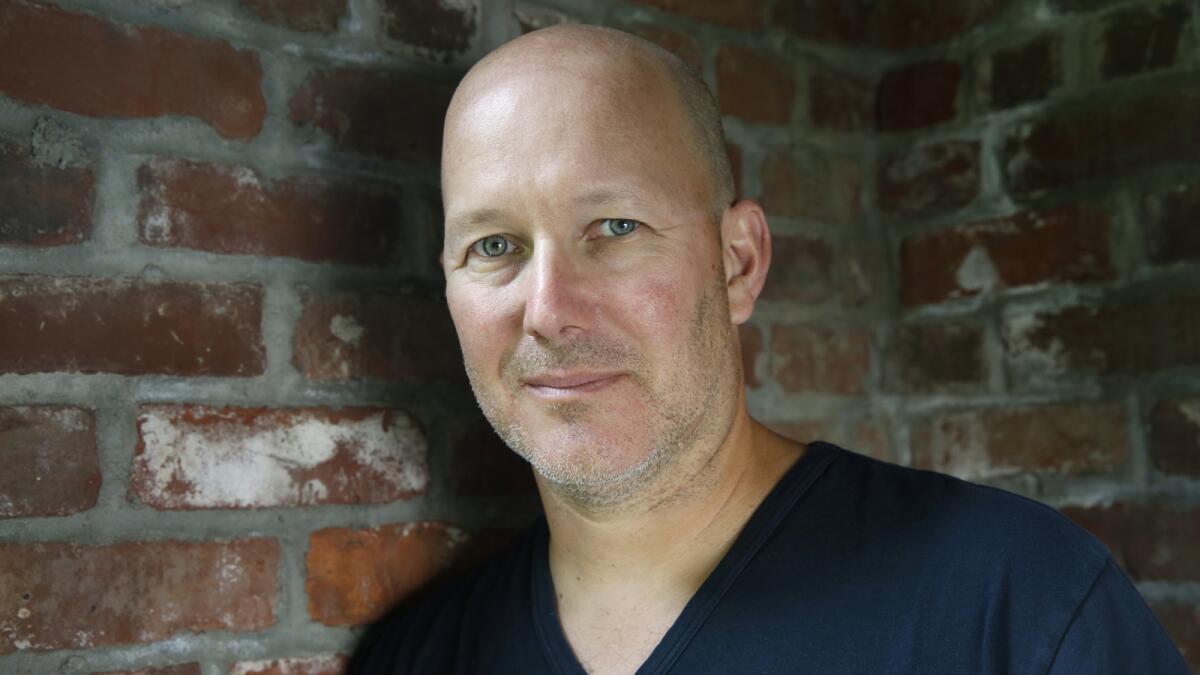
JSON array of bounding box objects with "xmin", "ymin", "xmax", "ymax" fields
[
  {"xmin": 598, "ymin": 218, "xmax": 640, "ymax": 237},
  {"xmin": 470, "ymin": 235, "xmax": 514, "ymax": 258}
]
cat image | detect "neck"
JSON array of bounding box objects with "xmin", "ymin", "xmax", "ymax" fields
[{"xmin": 537, "ymin": 399, "xmax": 803, "ymax": 604}]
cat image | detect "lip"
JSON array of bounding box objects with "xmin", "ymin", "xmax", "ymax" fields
[{"xmin": 521, "ymin": 371, "xmax": 625, "ymax": 398}]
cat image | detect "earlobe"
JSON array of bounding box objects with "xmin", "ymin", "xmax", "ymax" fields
[{"xmin": 720, "ymin": 200, "xmax": 771, "ymax": 325}]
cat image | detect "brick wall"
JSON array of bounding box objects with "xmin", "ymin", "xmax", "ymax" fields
[{"xmin": 0, "ymin": 0, "xmax": 1196, "ymax": 673}]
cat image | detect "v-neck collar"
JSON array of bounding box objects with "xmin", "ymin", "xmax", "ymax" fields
[{"xmin": 529, "ymin": 442, "xmax": 841, "ymax": 674}]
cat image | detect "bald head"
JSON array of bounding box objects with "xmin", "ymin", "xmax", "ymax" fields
[{"xmin": 443, "ymin": 25, "xmax": 734, "ymax": 220}]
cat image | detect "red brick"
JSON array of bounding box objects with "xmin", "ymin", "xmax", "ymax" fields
[
  {"xmin": 883, "ymin": 321, "xmax": 985, "ymax": 393},
  {"xmin": 1003, "ymin": 84, "xmax": 1200, "ymax": 196},
  {"xmin": 0, "ymin": 406, "xmax": 99, "ymax": 518},
  {"xmin": 131, "ymin": 405, "xmax": 428, "ymax": 509},
  {"xmin": 94, "ymin": 666, "xmax": 201, "ymax": 675},
  {"xmin": 293, "ymin": 292, "xmax": 461, "ymax": 382},
  {"xmin": 809, "ymin": 66, "xmax": 873, "ymax": 132},
  {"xmin": 0, "ymin": 139, "xmax": 93, "ymax": 246},
  {"xmin": 1046, "ymin": 0, "xmax": 1121, "ymax": 10},
  {"xmin": 900, "ymin": 202, "xmax": 1114, "ymax": 306},
  {"xmin": 449, "ymin": 415, "xmax": 535, "ymax": 496},
  {"xmin": 0, "ymin": 276, "xmax": 264, "ymax": 376},
  {"xmin": 625, "ymin": 0, "xmax": 765, "ymax": 29},
  {"xmin": 990, "ymin": 34, "xmax": 1059, "ymax": 109},
  {"xmin": 622, "ymin": 22, "xmax": 702, "ymax": 70},
  {"xmin": 913, "ymin": 401, "xmax": 1130, "ymax": 479},
  {"xmin": 382, "ymin": 0, "xmax": 477, "ymax": 55},
  {"xmin": 136, "ymin": 157, "xmax": 409, "ymax": 266},
  {"xmin": 230, "ymin": 655, "xmax": 347, "ymax": 675},
  {"xmin": 1101, "ymin": 2, "xmax": 1190, "ymax": 80},
  {"xmin": 760, "ymin": 147, "xmax": 862, "ymax": 224},
  {"xmin": 0, "ymin": 539, "xmax": 277, "ymax": 654},
  {"xmin": 773, "ymin": 1, "xmax": 869, "ymax": 46},
  {"xmin": 1004, "ymin": 292, "xmax": 1200, "ymax": 377},
  {"xmin": 237, "ymin": 0, "xmax": 346, "ymax": 32},
  {"xmin": 739, "ymin": 323, "xmax": 762, "ymax": 389},
  {"xmin": 869, "ymin": 0, "xmax": 1005, "ymax": 51},
  {"xmin": 761, "ymin": 234, "xmax": 833, "ymax": 303},
  {"xmin": 878, "ymin": 140, "xmax": 980, "ymax": 217},
  {"xmin": 289, "ymin": 67, "xmax": 453, "ymax": 162},
  {"xmin": 1143, "ymin": 179, "xmax": 1200, "ymax": 265},
  {"xmin": 877, "ymin": 60, "xmax": 961, "ymax": 132},
  {"xmin": 1062, "ymin": 502, "xmax": 1200, "ymax": 582},
  {"xmin": 1150, "ymin": 399, "xmax": 1200, "ymax": 477},
  {"xmin": 1150, "ymin": 602, "xmax": 1200, "ymax": 672},
  {"xmin": 771, "ymin": 324, "xmax": 871, "ymax": 395},
  {"xmin": 0, "ymin": 0, "xmax": 264, "ymax": 140},
  {"xmin": 716, "ymin": 45, "xmax": 795, "ymax": 126},
  {"xmin": 306, "ymin": 522, "xmax": 465, "ymax": 626}
]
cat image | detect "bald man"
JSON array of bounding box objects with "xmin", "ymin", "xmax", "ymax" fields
[{"xmin": 349, "ymin": 26, "xmax": 1187, "ymax": 675}]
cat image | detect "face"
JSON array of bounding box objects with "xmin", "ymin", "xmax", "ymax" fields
[{"xmin": 441, "ymin": 62, "xmax": 742, "ymax": 506}]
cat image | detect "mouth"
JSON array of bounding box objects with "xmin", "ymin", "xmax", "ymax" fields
[{"xmin": 521, "ymin": 371, "xmax": 625, "ymax": 399}]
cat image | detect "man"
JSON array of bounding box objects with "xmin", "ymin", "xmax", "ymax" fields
[{"xmin": 350, "ymin": 25, "xmax": 1187, "ymax": 674}]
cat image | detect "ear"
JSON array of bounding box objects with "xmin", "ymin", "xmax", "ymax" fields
[{"xmin": 720, "ymin": 199, "xmax": 771, "ymax": 325}]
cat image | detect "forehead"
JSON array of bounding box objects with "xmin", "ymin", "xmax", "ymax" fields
[{"xmin": 441, "ymin": 62, "xmax": 709, "ymax": 223}]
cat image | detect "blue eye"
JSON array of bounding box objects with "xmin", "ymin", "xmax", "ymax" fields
[
  {"xmin": 472, "ymin": 235, "xmax": 511, "ymax": 257},
  {"xmin": 600, "ymin": 218, "xmax": 639, "ymax": 237}
]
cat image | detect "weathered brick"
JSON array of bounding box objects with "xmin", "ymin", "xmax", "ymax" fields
[
  {"xmin": 1004, "ymin": 293, "xmax": 1200, "ymax": 378},
  {"xmin": 1063, "ymin": 502, "xmax": 1200, "ymax": 582},
  {"xmin": 1150, "ymin": 399, "xmax": 1200, "ymax": 477},
  {"xmin": 621, "ymin": 22, "xmax": 702, "ymax": 70},
  {"xmin": 306, "ymin": 522, "xmax": 465, "ymax": 626},
  {"xmin": 0, "ymin": 406, "xmax": 99, "ymax": 519},
  {"xmin": 883, "ymin": 321, "xmax": 985, "ymax": 393},
  {"xmin": 913, "ymin": 402, "xmax": 1130, "ymax": 479},
  {"xmin": 237, "ymin": 0, "xmax": 346, "ymax": 32},
  {"xmin": 900, "ymin": 202, "xmax": 1114, "ymax": 306},
  {"xmin": 0, "ymin": 276, "xmax": 264, "ymax": 376},
  {"xmin": 94, "ymin": 666, "xmax": 201, "ymax": 675},
  {"xmin": 1003, "ymin": 85, "xmax": 1200, "ymax": 196},
  {"xmin": 716, "ymin": 45, "xmax": 795, "ymax": 126},
  {"xmin": 761, "ymin": 234, "xmax": 833, "ymax": 303},
  {"xmin": 809, "ymin": 66, "xmax": 873, "ymax": 132},
  {"xmin": 878, "ymin": 140, "xmax": 979, "ymax": 217},
  {"xmin": 1150, "ymin": 602, "xmax": 1200, "ymax": 672},
  {"xmin": 382, "ymin": 0, "xmax": 477, "ymax": 56},
  {"xmin": 1143, "ymin": 179, "xmax": 1200, "ymax": 265},
  {"xmin": 1101, "ymin": 2, "xmax": 1190, "ymax": 81},
  {"xmin": 1046, "ymin": 0, "xmax": 1122, "ymax": 11},
  {"xmin": 869, "ymin": 0, "xmax": 1005, "ymax": 51},
  {"xmin": 290, "ymin": 68, "xmax": 453, "ymax": 162},
  {"xmin": 0, "ymin": 139, "xmax": 93, "ymax": 246},
  {"xmin": 0, "ymin": 539, "xmax": 277, "ymax": 654},
  {"xmin": 625, "ymin": 0, "xmax": 765, "ymax": 29},
  {"xmin": 131, "ymin": 405, "xmax": 428, "ymax": 509},
  {"xmin": 230, "ymin": 655, "xmax": 347, "ymax": 675},
  {"xmin": 877, "ymin": 60, "xmax": 961, "ymax": 131},
  {"xmin": 771, "ymin": 324, "xmax": 871, "ymax": 395},
  {"xmin": 773, "ymin": 1, "xmax": 868, "ymax": 46},
  {"xmin": 136, "ymin": 157, "xmax": 409, "ymax": 266},
  {"xmin": 760, "ymin": 146, "xmax": 862, "ymax": 224},
  {"xmin": 0, "ymin": 0, "xmax": 264, "ymax": 139},
  {"xmin": 293, "ymin": 292, "xmax": 462, "ymax": 382},
  {"xmin": 739, "ymin": 323, "xmax": 762, "ymax": 388},
  {"xmin": 449, "ymin": 416, "xmax": 536, "ymax": 496},
  {"xmin": 512, "ymin": 3, "xmax": 576, "ymax": 33},
  {"xmin": 990, "ymin": 34, "xmax": 1059, "ymax": 109}
]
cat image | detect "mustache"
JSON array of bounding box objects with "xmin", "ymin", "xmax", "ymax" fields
[{"xmin": 502, "ymin": 337, "xmax": 643, "ymax": 379}]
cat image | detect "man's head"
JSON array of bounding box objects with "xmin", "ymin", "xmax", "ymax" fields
[{"xmin": 440, "ymin": 25, "xmax": 771, "ymax": 509}]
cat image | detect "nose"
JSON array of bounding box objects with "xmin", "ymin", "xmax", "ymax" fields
[{"xmin": 522, "ymin": 244, "xmax": 591, "ymax": 340}]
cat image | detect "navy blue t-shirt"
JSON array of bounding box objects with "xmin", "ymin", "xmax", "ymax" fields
[{"xmin": 349, "ymin": 442, "xmax": 1188, "ymax": 674}]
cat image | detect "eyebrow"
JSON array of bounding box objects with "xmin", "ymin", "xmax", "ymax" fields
[{"xmin": 443, "ymin": 184, "xmax": 649, "ymax": 248}]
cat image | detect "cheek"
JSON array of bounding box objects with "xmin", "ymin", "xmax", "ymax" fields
[{"xmin": 447, "ymin": 282, "xmax": 520, "ymax": 369}]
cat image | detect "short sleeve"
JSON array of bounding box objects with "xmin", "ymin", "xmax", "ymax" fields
[{"xmin": 1045, "ymin": 557, "xmax": 1189, "ymax": 674}]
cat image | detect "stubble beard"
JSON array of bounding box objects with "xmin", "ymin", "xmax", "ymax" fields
[{"xmin": 463, "ymin": 273, "xmax": 737, "ymax": 511}]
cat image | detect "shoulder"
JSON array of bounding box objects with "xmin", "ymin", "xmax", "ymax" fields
[{"xmin": 347, "ymin": 523, "xmax": 541, "ymax": 674}]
